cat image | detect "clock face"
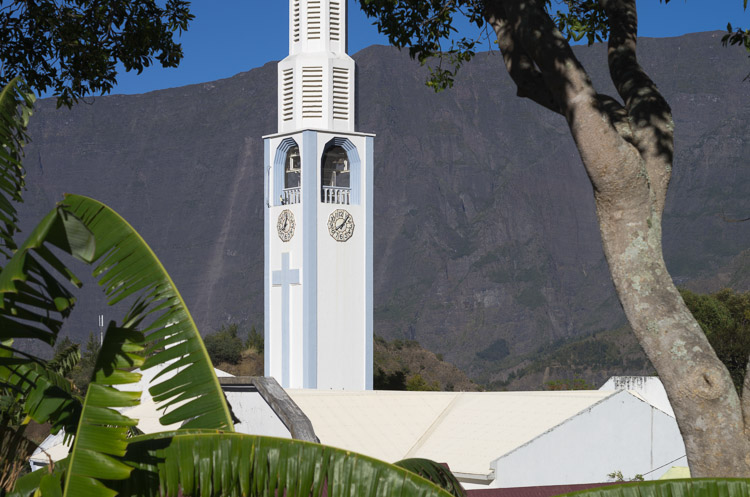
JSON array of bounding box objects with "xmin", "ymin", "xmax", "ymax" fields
[
  {"xmin": 327, "ymin": 209, "xmax": 354, "ymax": 242},
  {"xmin": 277, "ymin": 209, "xmax": 295, "ymax": 242}
]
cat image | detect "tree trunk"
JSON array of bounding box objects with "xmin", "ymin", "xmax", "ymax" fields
[
  {"xmin": 594, "ymin": 153, "xmax": 750, "ymax": 477},
  {"xmin": 486, "ymin": 0, "xmax": 750, "ymax": 476}
]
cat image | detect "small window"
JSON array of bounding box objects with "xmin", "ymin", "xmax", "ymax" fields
[
  {"xmin": 285, "ymin": 146, "xmax": 301, "ymax": 189},
  {"xmin": 321, "ymin": 146, "xmax": 349, "ymax": 188}
]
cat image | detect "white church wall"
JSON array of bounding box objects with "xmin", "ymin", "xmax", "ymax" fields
[
  {"xmin": 225, "ymin": 390, "xmax": 292, "ymax": 439},
  {"xmin": 599, "ymin": 376, "xmax": 674, "ymax": 417},
  {"xmin": 489, "ymin": 391, "xmax": 686, "ymax": 488}
]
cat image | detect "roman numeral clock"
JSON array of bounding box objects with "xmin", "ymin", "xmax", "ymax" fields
[{"xmin": 263, "ymin": 0, "xmax": 374, "ymax": 390}]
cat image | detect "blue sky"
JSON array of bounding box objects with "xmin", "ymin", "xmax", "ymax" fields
[{"xmin": 111, "ymin": 0, "xmax": 748, "ymax": 95}]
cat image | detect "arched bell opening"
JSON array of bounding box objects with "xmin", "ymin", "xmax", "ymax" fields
[
  {"xmin": 274, "ymin": 138, "xmax": 301, "ymax": 205},
  {"xmin": 320, "ymin": 138, "xmax": 360, "ymax": 205},
  {"xmin": 285, "ymin": 146, "xmax": 301, "ymax": 189}
]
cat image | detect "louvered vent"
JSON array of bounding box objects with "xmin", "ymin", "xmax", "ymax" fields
[
  {"xmin": 329, "ymin": 0, "xmax": 341, "ymax": 42},
  {"xmin": 302, "ymin": 66, "xmax": 323, "ymax": 118},
  {"xmin": 282, "ymin": 68, "xmax": 294, "ymax": 121},
  {"xmin": 332, "ymin": 67, "xmax": 349, "ymax": 121},
  {"xmin": 293, "ymin": 0, "xmax": 300, "ymax": 42},
  {"xmin": 307, "ymin": 0, "xmax": 321, "ymax": 40}
]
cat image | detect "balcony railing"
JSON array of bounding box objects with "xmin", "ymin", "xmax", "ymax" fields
[
  {"xmin": 322, "ymin": 186, "xmax": 350, "ymax": 205},
  {"xmin": 281, "ymin": 187, "xmax": 301, "ymax": 205}
]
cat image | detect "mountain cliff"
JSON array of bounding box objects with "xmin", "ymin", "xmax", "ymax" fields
[{"xmin": 16, "ymin": 31, "xmax": 750, "ymax": 386}]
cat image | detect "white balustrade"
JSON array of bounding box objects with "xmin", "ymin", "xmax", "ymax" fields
[
  {"xmin": 322, "ymin": 186, "xmax": 350, "ymax": 204},
  {"xmin": 282, "ymin": 187, "xmax": 301, "ymax": 205}
]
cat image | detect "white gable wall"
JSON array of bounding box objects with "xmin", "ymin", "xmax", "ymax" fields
[
  {"xmin": 489, "ymin": 391, "xmax": 686, "ymax": 488},
  {"xmin": 600, "ymin": 376, "xmax": 674, "ymax": 417},
  {"xmin": 226, "ymin": 390, "xmax": 292, "ymax": 438}
]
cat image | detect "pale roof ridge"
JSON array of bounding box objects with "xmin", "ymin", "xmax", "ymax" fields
[{"xmin": 404, "ymin": 391, "xmax": 464, "ymax": 458}]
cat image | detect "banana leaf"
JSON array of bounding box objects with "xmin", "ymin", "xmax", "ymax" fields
[
  {"xmin": 0, "ymin": 76, "xmax": 34, "ymax": 264},
  {"xmin": 117, "ymin": 432, "xmax": 455, "ymax": 497},
  {"xmin": 553, "ymin": 479, "xmax": 750, "ymax": 497},
  {"xmin": 61, "ymin": 194, "xmax": 234, "ymax": 431},
  {"xmin": 0, "ymin": 193, "xmax": 233, "ymax": 494},
  {"xmin": 1, "ymin": 194, "xmax": 233, "ymax": 431},
  {"xmin": 0, "ymin": 205, "xmax": 93, "ymax": 437},
  {"xmin": 62, "ymin": 323, "xmax": 144, "ymax": 497}
]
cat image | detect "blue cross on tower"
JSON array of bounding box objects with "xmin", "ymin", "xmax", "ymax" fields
[{"xmin": 272, "ymin": 252, "xmax": 300, "ymax": 387}]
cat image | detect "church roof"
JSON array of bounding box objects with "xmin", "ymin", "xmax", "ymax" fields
[{"xmin": 285, "ymin": 389, "xmax": 619, "ymax": 478}]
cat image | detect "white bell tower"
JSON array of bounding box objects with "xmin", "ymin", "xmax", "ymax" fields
[{"xmin": 263, "ymin": 0, "xmax": 374, "ymax": 390}]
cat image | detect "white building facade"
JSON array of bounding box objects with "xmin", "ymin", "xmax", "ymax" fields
[{"xmin": 263, "ymin": 0, "xmax": 374, "ymax": 389}]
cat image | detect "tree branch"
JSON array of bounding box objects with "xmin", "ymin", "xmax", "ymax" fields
[
  {"xmin": 488, "ymin": 0, "xmax": 641, "ymax": 196},
  {"xmin": 602, "ymin": 0, "xmax": 673, "ymax": 207},
  {"xmin": 484, "ymin": 2, "xmax": 562, "ymax": 115}
]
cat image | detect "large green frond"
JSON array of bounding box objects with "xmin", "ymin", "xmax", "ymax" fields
[
  {"xmin": 0, "ymin": 205, "xmax": 95, "ymax": 346},
  {"xmin": 0, "ymin": 76, "xmax": 35, "ymax": 264},
  {"xmin": 62, "ymin": 194, "xmax": 234, "ymax": 431},
  {"xmin": 0, "ymin": 205, "xmax": 93, "ymax": 437},
  {"xmin": 62, "ymin": 323, "xmax": 144, "ymax": 497},
  {"xmin": 117, "ymin": 432, "xmax": 455, "ymax": 497}
]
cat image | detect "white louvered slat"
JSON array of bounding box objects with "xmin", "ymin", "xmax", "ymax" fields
[
  {"xmin": 307, "ymin": 0, "xmax": 321, "ymax": 40},
  {"xmin": 282, "ymin": 69, "xmax": 294, "ymax": 121},
  {"xmin": 329, "ymin": 0, "xmax": 341, "ymax": 42},
  {"xmin": 293, "ymin": 0, "xmax": 300, "ymax": 42},
  {"xmin": 332, "ymin": 67, "xmax": 349, "ymax": 121},
  {"xmin": 302, "ymin": 66, "xmax": 323, "ymax": 118}
]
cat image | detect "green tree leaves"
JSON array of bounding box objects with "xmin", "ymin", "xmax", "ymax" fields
[
  {"xmin": 681, "ymin": 288, "xmax": 750, "ymax": 392},
  {"xmin": 0, "ymin": 0, "xmax": 193, "ymax": 107}
]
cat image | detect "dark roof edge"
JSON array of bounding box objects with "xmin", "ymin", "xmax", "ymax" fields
[{"xmin": 219, "ymin": 376, "xmax": 319, "ymax": 443}]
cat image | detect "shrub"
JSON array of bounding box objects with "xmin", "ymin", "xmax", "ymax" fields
[
  {"xmin": 246, "ymin": 325, "xmax": 264, "ymax": 354},
  {"xmin": 205, "ymin": 324, "xmax": 243, "ymax": 365}
]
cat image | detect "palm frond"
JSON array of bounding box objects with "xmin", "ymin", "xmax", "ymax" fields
[
  {"xmin": 62, "ymin": 194, "xmax": 234, "ymax": 431},
  {"xmin": 0, "ymin": 76, "xmax": 35, "ymax": 264},
  {"xmin": 48, "ymin": 342, "xmax": 81, "ymax": 378},
  {"xmin": 117, "ymin": 432, "xmax": 455, "ymax": 497},
  {"xmin": 62, "ymin": 322, "xmax": 144, "ymax": 497}
]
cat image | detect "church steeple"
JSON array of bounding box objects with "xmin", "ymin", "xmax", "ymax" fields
[
  {"xmin": 264, "ymin": 0, "xmax": 373, "ymax": 391},
  {"xmin": 278, "ymin": 0, "xmax": 355, "ymax": 133}
]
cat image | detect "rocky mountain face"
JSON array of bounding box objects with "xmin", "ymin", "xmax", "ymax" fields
[{"xmin": 16, "ymin": 32, "xmax": 750, "ymax": 386}]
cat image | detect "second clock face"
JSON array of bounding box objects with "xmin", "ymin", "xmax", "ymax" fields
[
  {"xmin": 327, "ymin": 209, "xmax": 354, "ymax": 242},
  {"xmin": 277, "ymin": 209, "xmax": 295, "ymax": 242}
]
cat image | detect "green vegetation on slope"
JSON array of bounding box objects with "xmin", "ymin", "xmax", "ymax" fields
[{"xmin": 374, "ymin": 336, "xmax": 481, "ymax": 391}]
